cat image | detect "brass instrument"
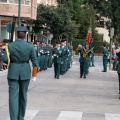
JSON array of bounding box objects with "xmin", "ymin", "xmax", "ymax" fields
[{"xmin": 83, "ymin": 47, "xmax": 94, "ymax": 59}]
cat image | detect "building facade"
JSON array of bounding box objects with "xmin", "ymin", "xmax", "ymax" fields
[
  {"xmin": 0, "ymin": 0, "xmax": 37, "ymax": 41},
  {"xmin": 37, "ymin": 0, "xmax": 57, "ymax": 6},
  {"xmin": 0, "ymin": 0, "xmax": 58, "ymax": 41},
  {"xmin": 96, "ymin": 17, "xmax": 110, "ymax": 43},
  {"xmin": 0, "ymin": 0, "xmax": 37, "ymax": 20}
]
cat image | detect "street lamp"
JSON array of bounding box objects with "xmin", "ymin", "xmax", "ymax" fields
[{"xmin": 18, "ymin": 0, "xmax": 21, "ymax": 26}]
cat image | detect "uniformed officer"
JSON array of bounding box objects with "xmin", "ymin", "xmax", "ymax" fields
[
  {"xmin": 44, "ymin": 43, "xmax": 49, "ymax": 70},
  {"xmin": 102, "ymin": 43, "xmax": 108, "ymax": 72},
  {"xmin": 53, "ymin": 41, "xmax": 62, "ymax": 79},
  {"xmin": 82, "ymin": 41, "xmax": 90, "ymax": 75},
  {"xmin": 60, "ymin": 38, "xmax": 68, "ymax": 75},
  {"xmin": 78, "ymin": 44, "xmax": 88, "ymax": 79},
  {"xmin": 40, "ymin": 42, "xmax": 46, "ymax": 71},
  {"xmin": 47, "ymin": 44, "xmax": 53, "ymax": 68},
  {"xmin": 2, "ymin": 26, "xmax": 38, "ymax": 120}
]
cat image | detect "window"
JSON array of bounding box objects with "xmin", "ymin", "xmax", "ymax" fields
[
  {"xmin": 0, "ymin": 0, "xmax": 31, "ymax": 6},
  {"xmin": 9, "ymin": 0, "xmax": 24, "ymax": 4},
  {"xmin": 0, "ymin": 0, "xmax": 7, "ymax": 2}
]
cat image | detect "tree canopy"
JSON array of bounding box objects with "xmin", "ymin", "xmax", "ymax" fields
[
  {"xmin": 33, "ymin": 4, "xmax": 78, "ymax": 40},
  {"xmin": 30, "ymin": 0, "xmax": 100, "ymax": 42},
  {"xmin": 83, "ymin": 0, "xmax": 120, "ymax": 41}
]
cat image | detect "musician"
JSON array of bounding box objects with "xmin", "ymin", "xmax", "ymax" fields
[
  {"xmin": 78, "ymin": 44, "xmax": 88, "ymax": 79},
  {"xmin": 83, "ymin": 41, "xmax": 91, "ymax": 74}
]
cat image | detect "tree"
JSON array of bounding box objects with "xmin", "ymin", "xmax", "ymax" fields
[
  {"xmin": 72, "ymin": 4, "xmax": 97, "ymax": 39},
  {"xmin": 34, "ymin": 4, "xmax": 78, "ymax": 41},
  {"xmin": 57, "ymin": 0, "xmax": 97, "ymax": 39}
]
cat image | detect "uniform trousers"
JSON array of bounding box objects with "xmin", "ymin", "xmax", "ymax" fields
[
  {"xmin": 54, "ymin": 63, "xmax": 60, "ymax": 77},
  {"xmin": 80, "ymin": 61, "xmax": 87, "ymax": 77},
  {"xmin": 103, "ymin": 58, "xmax": 108, "ymax": 72},
  {"xmin": 91, "ymin": 54, "xmax": 94, "ymax": 66},
  {"xmin": 8, "ymin": 79, "xmax": 30, "ymax": 120}
]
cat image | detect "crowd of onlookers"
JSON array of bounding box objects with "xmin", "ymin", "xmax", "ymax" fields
[{"xmin": 107, "ymin": 43, "xmax": 120, "ymax": 71}]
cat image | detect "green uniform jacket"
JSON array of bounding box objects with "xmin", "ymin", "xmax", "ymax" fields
[
  {"xmin": 78, "ymin": 48, "xmax": 87, "ymax": 62},
  {"xmin": 53, "ymin": 47, "xmax": 62, "ymax": 63},
  {"xmin": 103, "ymin": 47, "xmax": 108, "ymax": 59},
  {"xmin": 61, "ymin": 46, "xmax": 68, "ymax": 61},
  {"xmin": 2, "ymin": 39, "xmax": 38, "ymax": 80}
]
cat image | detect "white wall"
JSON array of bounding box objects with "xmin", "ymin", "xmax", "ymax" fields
[{"xmin": 95, "ymin": 27, "xmax": 110, "ymax": 43}]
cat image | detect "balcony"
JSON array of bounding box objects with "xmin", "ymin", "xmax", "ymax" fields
[{"xmin": 0, "ymin": 0, "xmax": 37, "ymax": 20}]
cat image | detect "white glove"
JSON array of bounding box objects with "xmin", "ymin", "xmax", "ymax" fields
[{"xmin": 31, "ymin": 77, "xmax": 36, "ymax": 81}]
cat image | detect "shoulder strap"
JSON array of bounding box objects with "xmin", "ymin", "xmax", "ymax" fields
[{"xmin": 5, "ymin": 43, "xmax": 10, "ymax": 67}]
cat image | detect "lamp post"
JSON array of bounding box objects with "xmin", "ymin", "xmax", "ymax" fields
[
  {"xmin": 109, "ymin": 27, "xmax": 114, "ymax": 70},
  {"xmin": 18, "ymin": 0, "xmax": 21, "ymax": 26}
]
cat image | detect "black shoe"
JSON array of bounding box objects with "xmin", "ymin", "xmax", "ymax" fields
[
  {"xmin": 80, "ymin": 76, "xmax": 82, "ymax": 78},
  {"xmin": 84, "ymin": 76, "xmax": 86, "ymax": 79},
  {"xmin": 92, "ymin": 65, "xmax": 95, "ymax": 67},
  {"xmin": 57, "ymin": 77, "xmax": 59, "ymax": 79},
  {"xmin": 102, "ymin": 70, "xmax": 106, "ymax": 72},
  {"xmin": 54, "ymin": 76, "xmax": 56, "ymax": 78}
]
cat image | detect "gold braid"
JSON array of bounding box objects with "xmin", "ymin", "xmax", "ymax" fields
[
  {"xmin": 5, "ymin": 43, "xmax": 10, "ymax": 67},
  {"xmin": 83, "ymin": 47, "xmax": 94, "ymax": 60}
]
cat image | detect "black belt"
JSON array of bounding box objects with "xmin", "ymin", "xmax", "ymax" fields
[{"xmin": 10, "ymin": 61, "xmax": 29, "ymax": 64}]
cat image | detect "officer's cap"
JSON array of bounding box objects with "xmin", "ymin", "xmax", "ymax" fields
[
  {"xmin": 56, "ymin": 41, "xmax": 60, "ymax": 44},
  {"xmin": 60, "ymin": 38, "xmax": 66, "ymax": 42},
  {"xmin": 15, "ymin": 26, "xmax": 29, "ymax": 32}
]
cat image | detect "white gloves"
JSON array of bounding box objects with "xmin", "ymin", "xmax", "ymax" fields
[{"xmin": 31, "ymin": 77, "xmax": 36, "ymax": 81}]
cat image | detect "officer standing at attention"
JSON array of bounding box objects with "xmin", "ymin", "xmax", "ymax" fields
[
  {"xmin": 2, "ymin": 26, "xmax": 38, "ymax": 120},
  {"xmin": 102, "ymin": 43, "xmax": 108, "ymax": 72}
]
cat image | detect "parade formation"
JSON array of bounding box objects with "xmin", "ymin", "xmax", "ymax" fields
[{"xmin": 32, "ymin": 36, "xmax": 73, "ymax": 80}]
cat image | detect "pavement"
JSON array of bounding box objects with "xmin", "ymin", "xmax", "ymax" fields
[{"xmin": 0, "ymin": 56, "xmax": 120, "ymax": 120}]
